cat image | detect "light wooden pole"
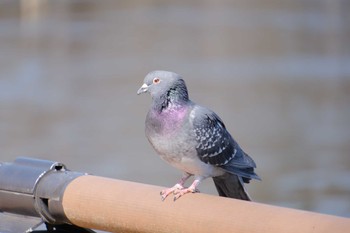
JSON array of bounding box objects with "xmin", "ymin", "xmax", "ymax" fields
[{"xmin": 62, "ymin": 175, "xmax": 350, "ymax": 233}]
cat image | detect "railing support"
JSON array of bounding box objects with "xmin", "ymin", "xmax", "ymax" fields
[{"xmin": 1, "ymin": 157, "xmax": 349, "ymax": 233}]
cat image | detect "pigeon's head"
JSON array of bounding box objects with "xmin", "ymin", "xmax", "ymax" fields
[{"xmin": 137, "ymin": 70, "xmax": 189, "ymax": 103}]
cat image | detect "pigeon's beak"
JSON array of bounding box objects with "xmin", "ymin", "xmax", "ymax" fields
[{"xmin": 137, "ymin": 83, "xmax": 148, "ymax": 95}]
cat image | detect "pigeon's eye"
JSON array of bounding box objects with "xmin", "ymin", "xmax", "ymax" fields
[{"xmin": 153, "ymin": 78, "xmax": 160, "ymax": 84}]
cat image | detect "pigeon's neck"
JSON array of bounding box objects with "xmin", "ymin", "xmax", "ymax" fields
[
  {"xmin": 147, "ymin": 100, "xmax": 190, "ymax": 137},
  {"xmin": 152, "ymin": 87, "xmax": 189, "ymax": 113}
]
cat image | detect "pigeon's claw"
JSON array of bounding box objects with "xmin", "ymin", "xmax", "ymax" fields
[
  {"xmin": 173, "ymin": 186, "xmax": 199, "ymax": 201},
  {"xmin": 172, "ymin": 179, "xmax": 201, "ymax": 201},
  {"xmin": 160, "ymin": 183, "xmax": 184, "ymax": 201}
]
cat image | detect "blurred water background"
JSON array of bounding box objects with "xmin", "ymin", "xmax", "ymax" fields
[{"xmin": 0, "ymin": 0, "xmax": 349, "ymax": 218}]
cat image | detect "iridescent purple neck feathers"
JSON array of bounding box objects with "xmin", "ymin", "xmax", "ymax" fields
[
  {"xmin": 151, "ymin": 78, "xmax": 189, "ymax": 113},
  {"xmin": 147, "ymin": 103, "xmax": 191, "ymax": 136}
]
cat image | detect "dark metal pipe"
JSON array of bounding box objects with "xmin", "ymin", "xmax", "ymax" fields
[{"xmin": 0, "ymin": 157, "xmax": 85, "ymax": 225}]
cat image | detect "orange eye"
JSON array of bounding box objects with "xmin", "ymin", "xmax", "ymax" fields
[{"xmin": 153, "ymin": 78, "xmax": 160, "ymax": 84}]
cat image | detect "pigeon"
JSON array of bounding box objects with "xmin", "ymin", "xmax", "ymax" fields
[{"xmin": 137, "ymin": 70, "xmax": 260, "ymax": 201}]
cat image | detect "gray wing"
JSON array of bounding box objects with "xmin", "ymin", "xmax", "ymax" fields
[
  {"xmin": 192, "ymin": 106, "xmax": 260, "ymax": 181},
  {"xmin": 192, "ymin": 107, "xmax": 235, "ymax": 166}
]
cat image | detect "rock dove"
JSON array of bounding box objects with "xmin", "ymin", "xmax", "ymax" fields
[{"xmin": 137, "ymin": 70, "xmax": 260, "ymax": 201}]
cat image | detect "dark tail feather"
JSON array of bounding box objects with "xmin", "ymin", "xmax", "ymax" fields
[{"xmin": 212, "ymin": 173, "xmax": 251, "ymax": 201}]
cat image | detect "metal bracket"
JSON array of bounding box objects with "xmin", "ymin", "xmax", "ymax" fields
[{"xmin": 0, "ymin": 157, "xmax": 89, "ymax": 232}]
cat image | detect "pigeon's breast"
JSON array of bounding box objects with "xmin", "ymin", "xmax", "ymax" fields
[
  {"xmin": 145, "ymin": 107, "xmax": 195, "ymax": 161},
  {"xmin": 145, "ymin": 108, "xmax": 224, "ymax": 177},
  {"xmin": 146, "ymin": 107, "xmax": 188, "ymax": 137}
]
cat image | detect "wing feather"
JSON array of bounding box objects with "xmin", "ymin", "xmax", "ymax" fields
[
  {"xmin": 192, "ymin": 107, "xmax": 236, "ymax": 166},
  {"xmin": 192, "ymin": 106, "xmax": 260, "ymax": 182}
]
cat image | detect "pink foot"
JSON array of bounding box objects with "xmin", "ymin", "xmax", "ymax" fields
[
  {"xmin": 160, "ymin": 184, "xmax": 184, "ymax": 201},
  {"xmin": 173, "ymin": 186, "xmax": 199, "ymax": 201}
]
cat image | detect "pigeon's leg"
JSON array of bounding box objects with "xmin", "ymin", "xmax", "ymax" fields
[
  {"xmin": 160, "ymin": 173, "xmax": 192, "ymax": 201},
  {"xmin": 173, "ymin": 176, "xmax": 204, "ymax": 201}
]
